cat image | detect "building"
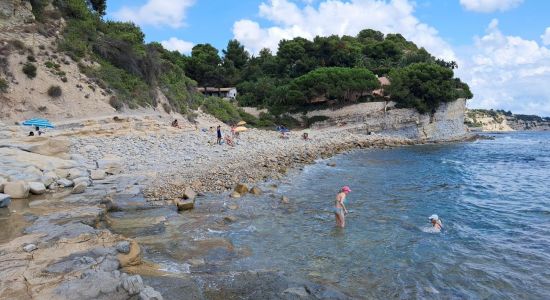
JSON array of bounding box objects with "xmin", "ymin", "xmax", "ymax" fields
[{"xmin": 197, "ymin": 87, "xmax": 237, "ymax": 100}]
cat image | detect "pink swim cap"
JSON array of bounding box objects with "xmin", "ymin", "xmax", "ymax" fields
[{"xmin": 341, "ymin": 186, "xmax": 352, "ymax": 193}]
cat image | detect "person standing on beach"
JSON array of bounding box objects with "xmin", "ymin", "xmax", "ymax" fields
[
  {"xmin": 217, "ymin": 125, "xmax": 222, "ymax": 145},
  {"xmin": 334, "ymin": 186, "xmax": 351, "ymax": 228}
]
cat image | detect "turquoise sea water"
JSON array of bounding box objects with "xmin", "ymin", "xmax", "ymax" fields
[
  {"xmin": 111, "ymin": 132, "xmax": 550, "ymax": 299},
  {"xmin": 224, "ymin": 132, "xmax": 550, "ymax": 299}
]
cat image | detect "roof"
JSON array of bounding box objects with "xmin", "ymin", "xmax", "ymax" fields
[
  {"xmin": 197, "ymin": 87, "xmax": 236, "ymax": 92},
  {"xmin": 378, "ymin": 76, "xmax": 390, "ymax": 86}
]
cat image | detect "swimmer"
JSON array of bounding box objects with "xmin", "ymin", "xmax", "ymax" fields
[
  {"xmin": 334, "ymin": 186, "xmax": 351, "ymax": 228},
  {"xmin": 429, "ymin": 214, "xmax": 443, "ymax": 232}
]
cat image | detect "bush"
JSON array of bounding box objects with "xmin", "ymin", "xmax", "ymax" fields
[
  {"xmin": 47, "ymin": 85, "xmax": 62, "ymax": 97},
  {"xmin": 45, "ymin": 61, "xmax": 55, "ymax": 68},
  {"xmin": 22, "ymin": 63, "xmax": 37, "ymax": 79},
  {"xmin": 305, "ymin": 115, "xmax": 330, "ymax": 127},
  {"xmin": 10, "ymin": 40, "xmax": 26, "ymax": 50},
  {"xmin": 27, "ymin": 55, "xmax": 36, "ymax": 62},
  {"xmin": 109, "ymin": 96, "xmax": 123, "ymax": 111},
  {"xmin": 0, "ymin": 78, "xmax": 8, "ymax": 92}
]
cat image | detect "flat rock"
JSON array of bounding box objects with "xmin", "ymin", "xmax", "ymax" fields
[
  {"xmin": 139, "ymin": 286, "xmax": 163, "ymax": 300},
  {"xmin": 72, "ymin": 177, "xmax": 91, "ymax": 187},
  {"xmin": 182, "ymin": 187, "xmax": 196, "ymax": 200},
  {"xmin": 90, "ymin": 169, "xmax": 107, "ymax": 180},
  {"xmin": 0, "ymin": 193, "xmax": 11, "ymax": 208},
  {"xmin": 68, "ymin": 168, "xmax": 89, "ymax": 180},
  {"xmin": 29, "ymin": 182, "xmax": 46, "ymax": 195},
  {"xmin": 230, "ymin": 191, "xmax": 241, "ymax": 198},
  {"xmin": 98, "ymin": 155, "xmax": 123, "ymax": 175},
  {"xmin": 4, "ymin": 181, "xmax": 30, "ymax": 199}
]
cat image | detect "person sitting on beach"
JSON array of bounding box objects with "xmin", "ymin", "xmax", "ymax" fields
[
  {"xmin": 35, "ymin": 126, "xmax": 43, "ymax": 136},
  {"xmin": 429, "ymin": 214, "xmax": 443, "ymax": 232},
  {"xmin": 171, "ymin": 119, "xmax": 181, "ymax": 128},
  {"xmin": 334, "ymin": 186, "xmax": 351, "ymax": 228},
  {"xmin": 225, "ymin": 135, "xmax": 234, "ymax": 147},
  {"xmin": 28, "ymin": 131, "xmax": 34, "ymax": 136}
]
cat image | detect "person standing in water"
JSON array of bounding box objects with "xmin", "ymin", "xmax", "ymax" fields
[{"xmin": 334, "ymin": 186, "xmax": 351, "ymax": 228}]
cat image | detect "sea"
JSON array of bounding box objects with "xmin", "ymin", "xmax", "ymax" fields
[{"xmin": 110, "ymin": 131, "xmax": 550, "ymax": 299}]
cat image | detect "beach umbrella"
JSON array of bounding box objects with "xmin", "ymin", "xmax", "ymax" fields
[
  {"xmin": 22, "ymin": 118, "xmax": 55, "ymax": 128},
  {"xmin": 237, "ymin": 121, "xmax": 247, "ymax": 126},
  {"xmin": 234, "ymin": 126, "xmax": 248, "ymax": 133}
]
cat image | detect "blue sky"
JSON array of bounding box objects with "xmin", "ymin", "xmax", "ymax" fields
[{"xmin": 106, "ymin": 0, "xmax": 550, "ymax": 116}]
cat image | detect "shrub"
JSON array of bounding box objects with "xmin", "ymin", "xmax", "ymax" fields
[
  {"xmin": 306, "ymin": 115, "xmax": 330, "ymax": 127},
  {"xmin": 201, "ymin": 97, "xmax": 243, "ymax": 123},
  {"xmin": 38, "ymin": 106, "xmax": 48, "ymax": 112},
  {"xmin": 22, "ymin": 63, "xmax": 37, "ymax": 79},
  {"xmin": 187, "ymin": 112, "xmax": 198, "ymax": 124},
  {"xmin": 39, "ymin": 44, "xmax": 46, "ymax": 50},
  {"xmin": 10, "ymin": 40, "xmax": 26, "ymax": 50},
  {"xmin": 0, "ymin": 78, "xmax": 8, "ymax": 93},
  {"xmin": 47, "ymin": 85, "xmax": 62, "ymax": 97},
  {"xmin": 109, "ymin": 96, "xmax": 123, "ymax": 111},
  {"xmin": 27, "ymin": 55, "xmax": 36, "ymax": 62},
  {"xmin": 45, "ymin": 61, "xmax": 55, "ymax": 68}
]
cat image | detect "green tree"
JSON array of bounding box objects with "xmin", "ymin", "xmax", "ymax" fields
[
  {"xmin": 223, "ymin": 40, "xmax": 249, "ymax": 69},
  {"xmin": 387, "ymin": 63, "xmax": 473, "ymax": 113}
]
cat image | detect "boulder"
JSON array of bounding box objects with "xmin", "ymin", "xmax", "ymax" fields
[
  {"xmin": 234, "ymin": 183, "xmax": 248, "ymax": 194},
  {"xmin": 28, "ymin": 182, "xmax": 46, "ymax": 195},
  {"xmin": 139, "ymin": 286, "xmax": 163, "ymax": 300},
  {"xmin": 116, "ymin": 241, "xmax": 131, "ymax": 254},
  {"xmin": 182, "ymin": 187, "xmax": 196, "ymax": 200},
  {"xmin": 40, "ymin": 171, "xmax": 58, "ymax": 186},
  {"xmin": 121, "ymin": 275, "xmax": 145, "ymax": 295},
  {"xmin": 4, "ymin": 181, "xmax": 30, "ymax": 199},
  {"xmin": 230, "ymin": 192, "xmax": 241, "ymax": 198},
  {"xmin": 72, "ymin": 177, "xmax": 91, "ymax": 187},
  {"xmin": 97, "ymin": 155, "xmax": 123, "ymax": 175},
  {"xmin": 67, "ymin": 168, "xmax": 89, "ymax": 180},
  {"xmin": 0, "ymin": 193, "xmax": 11, "ymax": 208},
  {"xmin": 55, "ymin": 168, "xmax": 70, "ymax": 179},
  {"xmin": 71, "ymin": 182, "xmax": 87, "ymax": 194},
  {"xmin": 250, "ymin": 186, "xmax": 262, "ymax": 195},
  {"xmin": 90, "ymin": 169, "xmax": 107, "ymax": 180},
  {"xmin": 117, "ymin": 240, "xmax": 142, "ymax": 267},
  {"xmin": 23, "ymin": 244, "xmax": 37, "ymax": 252},
  {"xmin": 174, "ymin": 198, "xmax": 194, "ymax": 211},
  {"xmin": 57, "ymin": 178, "xmax": 74, "ymax": 187}
]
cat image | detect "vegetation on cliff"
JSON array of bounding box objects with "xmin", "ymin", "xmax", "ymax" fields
[{"xmin": 27, "ymin": 0, "xmax": 472, "ymax": 126}]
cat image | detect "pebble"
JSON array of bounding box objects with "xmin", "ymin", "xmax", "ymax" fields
[{"xmin": 23, "ymin": 244, "xmax": 37, "ymax": 252}]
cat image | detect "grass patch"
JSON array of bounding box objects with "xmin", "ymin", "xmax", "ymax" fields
[
  {"xmin": 47, "ymin": 85, "xmax": 62, "ymax": 97},
  {"xmin": 22, "ymin": 63, "xmax": 37, "ymax": 79},
  {"xmin": 0, "ymin": 78, "xmax": 8, "ymax": 92}
]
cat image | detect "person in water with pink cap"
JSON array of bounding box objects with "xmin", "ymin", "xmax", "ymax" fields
[{"xmin": 334, "ymin": 186, "xmax": 351, "ymax": 228}]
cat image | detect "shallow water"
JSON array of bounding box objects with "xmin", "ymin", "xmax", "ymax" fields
[{"xmin": 110, "ymin": 132, "xmax": 550, "ymax": 299}]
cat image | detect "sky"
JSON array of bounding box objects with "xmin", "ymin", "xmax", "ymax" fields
[{"xmin": 105, "ymin": 0, "xmax": 550, "ymax": 116}]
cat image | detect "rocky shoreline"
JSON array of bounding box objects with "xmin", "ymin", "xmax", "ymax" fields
[{"xmin": 0, "ymin": 115, "xmax": 475, "ymax": 299}]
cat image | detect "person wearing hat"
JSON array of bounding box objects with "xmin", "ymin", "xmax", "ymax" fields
[
  {"xmin": 429, "ymin": 214, "xmax": 443, "ymax": 232},
  {"xmin": 334, "ymin": 186, "xmax": 351, "ymax": 228}
]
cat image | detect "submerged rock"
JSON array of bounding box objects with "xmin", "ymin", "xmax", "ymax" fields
[
  {"xmin": 250, "ymin": 186, "xmax": 262, "ymax": 195},
  {"xmin": 0, "ymin": 193, "xmax": 11, "ymax": 208}
]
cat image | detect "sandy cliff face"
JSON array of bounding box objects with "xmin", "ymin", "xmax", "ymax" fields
[
  {"xmin": 306, "ymin": 99, "xmax": 467, "ymax": 141},
  {"xmin": 465, "ymin": 110, "xmax": 550, "ymax": 131}
]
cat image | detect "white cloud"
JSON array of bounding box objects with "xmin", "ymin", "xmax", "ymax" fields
[
  {"xmin": 456, "ymin": 19, "xmax": 550, "ymax": 115},
  {"xmin": 541, "ymin": 27, "xmax": 550, "ymax": 45},
  {"xmin": 161, "ymin": 37, "xmax": 194, "ymax": 54},
  {"xmin": 459, "ymin": 0, "xmax": 523, "ymax": 13},
  {"xmin": 113, "ymin": 0, "xmax": 195, "ymax": 28},
  {"xmin": 232, "ymin": 0, "xmax": 455, "ymax": 60}
]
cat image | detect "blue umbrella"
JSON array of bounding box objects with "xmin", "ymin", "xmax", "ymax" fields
[{"xmin": 22, "ymin": 118, "xmax": 55, "ymax": 128}]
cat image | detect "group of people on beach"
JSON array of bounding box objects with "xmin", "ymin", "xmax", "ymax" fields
[
  {"xmin": 28, "ymin": 126, "xmax": 44, "ymax": 136},
  {"xmin": 333, "ymin": 186, "xmax": 443, "ymax": 231}
]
